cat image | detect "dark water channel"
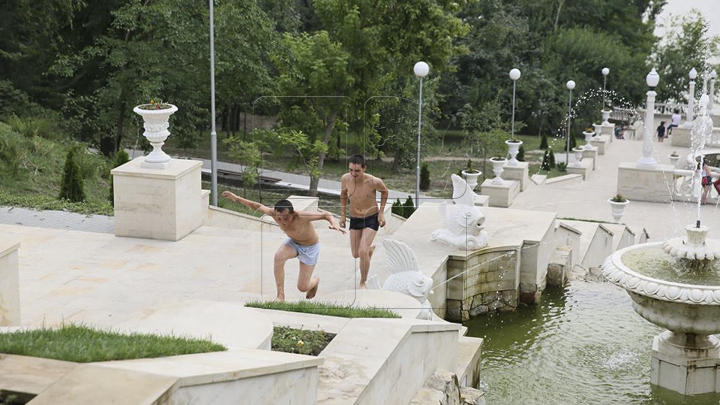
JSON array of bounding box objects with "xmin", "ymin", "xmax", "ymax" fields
[{"xmin": 464, "ymin": 281, "xmax": 720, "ymax": 405}]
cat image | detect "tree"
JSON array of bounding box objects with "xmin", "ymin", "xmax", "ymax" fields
[
  {"xmin": 225, "ymin": 133, "xmax": 265, "ymax": 199},
  {"xmin": 540, "ymin": 134, "xmax": 549, "ymax": 149},
  {"xmin": 392, "ymin": 197, "xmax": 404, "ymax": 217},
  {"xmin": 653, "ymin": 11, "xmax": 720, "ymax": 103},
  {"xmin": 403, "ymin": 195, "xmax": 416, "ymax": 218},
  {"xmin": 420, "ymin": 162, "xmax": 431, "ymax": 191},
  {"xmin": 59, "ymin": 148, "xmax": 85, "ymax": 202}
]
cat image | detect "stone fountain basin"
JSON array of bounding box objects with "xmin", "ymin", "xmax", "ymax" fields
[{"xmin": 602, "ymin": 242, "xmax": 720, "ymax": 335}]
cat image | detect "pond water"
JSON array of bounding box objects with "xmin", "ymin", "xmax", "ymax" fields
[
  {"xmin": 623, "ymin": 246, "xmax": 720, "ymax": 286},
  {"xmin": 464, "ymin": 281, "xmax": 720, "ymax": 405}
]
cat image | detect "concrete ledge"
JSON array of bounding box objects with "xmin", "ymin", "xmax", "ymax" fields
[
  {"xmin": 590, "ymin": 135, "xmax": 610, "ymax": 155},
  {"xmin": 670, "ymin": 127, "xmax": 691, "ymax": 147},
  {"xmin": 0, "ymin": 239, "xmax": 20, "ymax": 326},
  {"xmin": 582, "ymin": 148, "xmax": 598, "ymax": 170},
  {"xmin": 0, "ymin": 354, "xmax": 78, "ymax": 397},
  {"xmin": 600, "ymin": 123, "xmax": 615, "ymax": 136},
  {"xmin": 545, "ymin": 174, "xmax": 583, "ymax": 186},
  {"xmin": 473, "ymin": 194, "xmax": 490, "ymax": 207},
  {"xmin": 502, "ymin": 162, "xmax": 529, "ymax": 191},
  {"xmin": 617, "ymin": 162, "xmax": 675, "ymax": 203},
  {"xmin": 530, "ymin": 174, "xmax": 546, "ymax": 185},
  {"xmin": 457, "ymin": 336, "xmax": 483, "ymax": 388},
  {"xmin": 566, "ymin": 159, "xmax": 593, "ymax": 180},
  {"xmin": 479, "ymin": 179, "xmax": 520, "ymax": 208}
]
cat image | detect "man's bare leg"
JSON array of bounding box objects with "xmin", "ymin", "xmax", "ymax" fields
[
  {"xmin": 273, "ymin": 243, "xmax": 298, "ymax": 301},
  {"xmin": 297, "ymin": 262, "xmax": 319, "ymax": 299},
  {"xmin": 358, "ymin": 228, "xmax": 377, "ymax": 289}
]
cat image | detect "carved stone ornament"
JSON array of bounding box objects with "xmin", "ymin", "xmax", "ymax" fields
[{"xmin": 431, "ymin": 174, "xmax": 489, "ymax": 250}]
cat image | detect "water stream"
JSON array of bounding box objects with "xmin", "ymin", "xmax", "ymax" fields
[{"xmin": 464, "ymin": 281, "xmax": 720, "ymax": 404}]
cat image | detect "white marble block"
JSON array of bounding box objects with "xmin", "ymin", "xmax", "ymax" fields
[
  {"xmin": 479, "ymin": 179, "xmax": 520, "ymax": 208},
  {"xmin": 581, "ymin": 148, "xmax": 598, "ymax": 170},
  {"xmin": 617, "ymin": 162, "xmax": 675, "ymax": 203},
  {"xmin": 112, "ymin": 157, "xmax": 209, "ymax": 241},
  {"xmin": 502, "ymin": 162, "xmax": 529, "ymax": 191},
  {"xmin": 566, "ymin": 159, "xmax": 593, "ymax": 180},
  {"xmin": 670, "ymin": 127, "xmax": 691, "ymax": 147},
  {"xmin": 590, "ymin": 135, "xmax": 610, "ymax": 155},
  {"xmin": 0, "ymin": 240, "xmax": 20, "ymax": 326}
]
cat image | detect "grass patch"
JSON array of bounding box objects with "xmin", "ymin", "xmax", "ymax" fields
[
  {"xmin": 246, "ymin": 300, "xmax": 400, "ymax": 318},
  {"xmin": 0, "ymin": 324, "xmax": 226, "ymax": 363},
  {"xmin": 272, "ymin": 326, "xmax": 334, "ymax": 356}
]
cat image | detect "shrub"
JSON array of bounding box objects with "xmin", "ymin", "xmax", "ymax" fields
[
  {"xmin": 548, "ymin": 148, "xmax": 556, "ymax": 168},
  {"xmin": 611, "ymin": 193, "xmax": 627, "ymax": 203},
  {"xmin": 420, "ymin": 162, "xmax": 430, "ymax": 191},
  {"xmin": 565, "ymin": 134, "xmax": 577, "ymax": 150},
  {"xmin": 540, "ymin": 134, "xmax": 549, "ymax": 150},
  {"xmin": 557, "ymin": 162, "xmax": 567, "ymax": 172},
  {"xmin": 516, "ymin": 145, "xmax": 525, "ymax": 162},
  {"xmin": 109, "ymin": 150, "xmax": 131, "ymax": 204},
  {"xmin": 403, "ymin": 195, "xmax": 416, "ymax": 218},
  {"xmin": 59, "ymin": 148, "xmax": 86, "ymax": 202},
  {"xmin": 392, "ymin": 197, "xmax": 404, "ymax": 216}
]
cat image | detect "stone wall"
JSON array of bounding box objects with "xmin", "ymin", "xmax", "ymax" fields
[{"xmin": 446, "ymin": 247, "xmax": 520, "ymax": 322}]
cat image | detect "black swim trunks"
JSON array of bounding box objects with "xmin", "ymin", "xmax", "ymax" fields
[{"xmin": 349, "ymin": 212, "xmax": 380, "ymax": 231}]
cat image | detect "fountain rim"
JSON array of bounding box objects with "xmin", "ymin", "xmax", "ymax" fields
[{"xmin": 602, "ymin": 242, "xmax": 720, "ymax": 306}]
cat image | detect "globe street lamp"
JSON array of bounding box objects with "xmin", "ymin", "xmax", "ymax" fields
[
  {"xmin": 686, "ymin": 68, "xmax": 698, "ymax": 128},
  {"xmin": 602, "ymin": 67, "xmax": 610, "ymax": 109},
  {"xmin": 637, "ymin": 68, "xmax": 659, "ymax": 169},
  {"xmin": 509, "ymin": 68, "xmax": 521, "ymax": 139},
  {"xmin": 414, "ymin": 61, "xmax": 429, "ymax": 209},
  {"xmin": 566, "ymin": 80, "xmax": 575, "ymax": 165}
]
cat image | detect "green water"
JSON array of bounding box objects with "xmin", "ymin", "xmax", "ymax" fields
[
  {"xmin": 464, "ymin": 282, "xmax": 720, "ymax": 405},
  {"xmin": 623, "ymin": 247, "xmax": 720, "ymax": 286}
]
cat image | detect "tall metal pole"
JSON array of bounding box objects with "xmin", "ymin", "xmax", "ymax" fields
[
  {"xmin": 566, "ymin": 80, "xmax": 575, "ymax": 165},
  {"xmin": 416, "ymin": 76, "xmax": 422, "ymax": 209},
  {"xmin": 511, "ymin": 80, "xmax": 517, "ymax": 138},
  {"xmin": 209, "ymin": 0, "xmax": 218, "ymax": 206}
]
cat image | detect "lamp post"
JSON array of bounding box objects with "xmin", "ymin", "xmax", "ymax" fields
[
  {"xmin": 209, "ymin": 0, "xmax": 218, "ymax": 206},
  {"xmin": 709, "ymin": 70, "xmax": 717, "ymax": 112},
  {"xmin": 637, "ymin": 68, "xmax": 659, "ymax": 169},
  {"xmin": 414, "ymin": 61, "xmax": 429, "ymax": 209},
  {"xmin": 566, "ymin": 80, "xmax": 575, "ymax": 165},
  {"xmin": 686, "ymin": 68, "xmax": 697, "ymax": 127},
  {"xmin": 509, "ymin": 68, "xmax": 521, "ymax": 139},
  {"xmin": 602, "ymin": 67, "xmax": 610, "ymax": 109}
]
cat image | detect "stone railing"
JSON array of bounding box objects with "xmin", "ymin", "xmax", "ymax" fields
[
  {"xmin": 654, "ymin": 103, "xmax": 686, "ymax": 115},
  {"xmin": 670, "ymin": 169, "xmax": 720, "ymax": 204}
]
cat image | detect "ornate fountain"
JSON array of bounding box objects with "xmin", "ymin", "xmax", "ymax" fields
[{"xmin": 602, "ymin": 93, "xmax": 720, "ymax": 395}]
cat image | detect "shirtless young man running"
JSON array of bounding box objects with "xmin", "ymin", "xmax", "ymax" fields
[
  {"xmin": 222, "ymin": 191, "xmax": 345, "ymax": 301},
  {"xmin": 339, "ymin": 155, "xmax": 389, "ymax": 289}
]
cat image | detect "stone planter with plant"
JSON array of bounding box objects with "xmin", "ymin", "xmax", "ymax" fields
[
  {"xmin": 505, "ymin": 138, "xmax": 523, "ymax": 167},
  {"xmin": 461, "ymin": 159, "xmax": 481, "ymax": 190},
  {"xmin": 489, "ymin": 157, "xmax": 507, "ymax": 185},
  {"xmin": 608, "ymin": 194, "xmax": 630, "ymax": 222}
]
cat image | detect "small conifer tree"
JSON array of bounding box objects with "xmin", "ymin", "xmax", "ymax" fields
[
  {"xmin": 420, "ymin": 162, "xmax": 430, "ymax": 191},
  {"xmin": 109, "ymin": 150, "xmax": 131, "ymax": 205},
  {"xmin": 516, "ymin": 145, "xmax": 525, "ymax": 162},
  {"xmin": 541, "ymin": 149, "xmax": 551, "ymax": 171},
  {"xmin": 540, "ymin": 134, "xmax": 549, "ymax": 150},
  {"xmin": 59, "ymin": 148, "xmax": 86, "ymax": 202},
  {"xmin": 403, "ymin": 195, "xmax": 416, "ymax": 218},
  {"xmin": 391, "ymin": 197, "xmax": 404, "ymax": 217},
  {"xmin": 548, "ymin": 147, "xmax": 556, "ymax": 168}
]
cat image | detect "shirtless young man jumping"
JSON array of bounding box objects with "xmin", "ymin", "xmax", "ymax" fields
[
  {"xmin": 339, "ymin": 155, "xmax": 389, "ymax": 289},
  {"xmin": 222, "ymin": 191, "xmax": 345, "ymax": 301}
]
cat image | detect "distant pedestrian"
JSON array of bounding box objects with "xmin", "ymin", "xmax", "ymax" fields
[
  {"xmin": 668, "ymin": 109, "xmax": 681, "ymax": 135},
  {"xmin": 656, "ymin": 121, "xmax": 666, "ymax": 143}
]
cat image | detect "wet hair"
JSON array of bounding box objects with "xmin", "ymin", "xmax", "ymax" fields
[
  {"xmin": 274, "ymin": 199, "xmax": 295, "ymax": 215},
  {"xmin": 349, "ymin": 154, "xmax": 366, "ymax": 168}
]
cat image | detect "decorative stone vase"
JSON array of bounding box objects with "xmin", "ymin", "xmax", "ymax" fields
[
  {"xmin": 669, "ymin": 154, "xmax": 680, "ymax": 167},
  {"xmin": 489, "ymin": 157, "xmax": 507, "ymax": 185},
  {"xmin": 573, "ymin": 147, "xmax": 584, "ymax": 167},
  {"xmin": 608, "ymin": 198, "xmax": 629, "ymax": 222},
  {"xmin": 505, "ymin": 140, "xmax": 523, "ymax": 166},
  {"xmin": 601, "ymin": 109, "xmax": 611, "ymax": 125},
  {"xmin": 461, "ymin": 170, "xmax": 482, "ymax": 190},
  {"xmin": 582, "ymin": 131, "xmax": 595, "ymax": 150},
  {"xmin": 593, "ymin": 123, "xmax": 602, "ymax": 136},
  {"xmin": 133, "ymin": 103, "xmax": 179, "ymax": 169}
]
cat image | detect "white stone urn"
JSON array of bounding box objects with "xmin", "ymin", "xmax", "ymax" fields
[
  {"xmin": 461, "ymin": 169, "xmax": 482, "ymax": 190},
  {"xmin": 607, "ymin": 197, "xmax": 629, "ymax": 222},
  {"xmin": 505, "ymin": 139, "xmax": 523, "ymax": 166},
  {"xmin": 669, "ymin": 153, "xmax": 680, "ymax": 167},
  {"xmin": 133, "ymin": 103, "xmax": 179, "ymax": 169},
  {"xmin": 489, "ymin": 157, "xmax": 507, "ymax": 185},
  {"xmin": 601, "ymin": 109, "xmax": 611, "ymax": 125},
  {"xmin": 582, "ymin": 130, "xmax": 595, "ymax": 150},
  {"xmin": 572, "ymin": 147, "xmax": 584, "ymax": 167}
]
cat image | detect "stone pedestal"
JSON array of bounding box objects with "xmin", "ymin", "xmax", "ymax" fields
[
  {"xmin": 582, "ymin": 148, "xmax": 598, "ymax": 170},
  {"xmin": 590, "ymin": 135, "xmax": 611, "ymax": 155},
  {"xmin": 566, "ymin": 159, "xmax": 593, "ymax": 180},
  {"xmin": 670, "ymin": 127, "xmax": 691, "ymax": 147},
  {"xmin": 617, "ymin": 162, "xmax": 675, "ymax": 203},
  {"xmin": 479, "ymin": 179, "xmax": 520, "ymax": 208},
  {"xmin": 651, "ymin": 331, "xmax": 720, "ymax": 395},
  {"xmin": 600, "ymin": 123, "xmax": 615, "ymax": 137},
  {"xmin": 0, "ymin": 240, "xmax": 21, "ymax": 326},
  {"xmin": 502, "ymin": 162, "xmax": 529, "ymax": 191},
  {"xmin": 112, "ymin": 157, "xmax": 210, "ymax": 241}
]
